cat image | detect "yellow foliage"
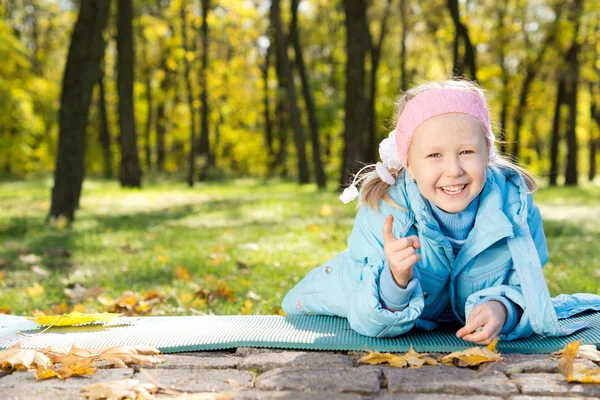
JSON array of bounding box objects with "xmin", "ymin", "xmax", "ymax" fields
[
  {"xmin": 559, "ymin": 340, "xmax": 600, "ymax": 383},
  {"xmin": 80, "ymin": 379, "xmax": 157, "ymax": 400},
  {"xmin": 441, "ymin": 339, "xmax": 501, "ymax": 367},
  {"xmin": 27, "ymin": 282, "xmax": 45, "ymax": 297},
  {"xmin": 27, "ymin": 312, "xmax": 122, "ymax": 327},
  {"xmin": 0, "ymin": 345, "xmax": 52, "ymax": 371},
  {"xmin": 358, "ymin": 347, "xmax": 438, "ymax": 368}
]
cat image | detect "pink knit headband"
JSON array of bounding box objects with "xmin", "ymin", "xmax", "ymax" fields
[{"xmin": 395, "ymin": 87, "xmax": 497, "ymax": 168}]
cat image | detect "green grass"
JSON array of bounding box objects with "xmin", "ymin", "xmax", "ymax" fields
[{"xmin": 0, "ymin": 178, "xmax": 599, "ymax": 316}]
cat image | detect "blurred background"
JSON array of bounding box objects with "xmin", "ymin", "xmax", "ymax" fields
[{"xmin": 1, "ymin": 0, "xmax": 599, "ymax": 316}]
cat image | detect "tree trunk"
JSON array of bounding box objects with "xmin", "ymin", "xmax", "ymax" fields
[
  {"xmin": 181, "ymin": 0, "xmax": 198, "ymax": 187},
  {"xmin": 49, "ymin": 0, "xmax": 110, "ymax": 221},
  {"xmin": 446, "ymin": 0, "xmax": 477, "ymax": 81},
  {"xmin": 117, "ymin": 0, "xmax": 142, "ymax": 188},
  {"xmin": 340, "ymin": 0, "xmax": 369, "ymax": 186},
  {"xmin": 271, "ymin": 0, "xmax": 309, "ymax": 184},
  {"xmin": 290, "ymin": 0, "xmax": 326, "ymax": 188},
  {"xmin": 366, "ymin": 0, "xmax": 392, "ymax": 163},
  {"xmin": 140, "ymin": 26, "xmax": 153, "ymax": 174},
  {"xmin": 98, "ymin": 62, "xmax": 113, "ymax": 179},
  {"xmin": 261, "ymin": 36, "xmax": 276, "ymax": 168},
  {"xmin": 564, "ymin": 0, "xmax": 583, "ymax": 186},
  {"xmin": 399, "ymin": 0, "xmax": 408, "ymax": 92},
  {"xmin": 511, "ymin": 4, "xmax": 562, "ymax": 160},
  {"xmin": 590, "ymin": 83, "xmax": 599, "ymax": 182},
  {"xmin": 549, "ymin": 77, "xmax": 566, "ymax": 187},
  {"xmin": 496, "ymin": 0, "xmax": 509, "ymax": 154},
  {"xmin": 155, "ymin": 45, "xmax": 171, "ymax": 173},
  {"xmin": 198, "ymin": 0, "xmax": 211, "ymax": 181}
]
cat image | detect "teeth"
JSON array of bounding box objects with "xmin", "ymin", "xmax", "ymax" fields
[{"xmin": 441, "ymin": 185, "xmax": 465, "ymax": 194}]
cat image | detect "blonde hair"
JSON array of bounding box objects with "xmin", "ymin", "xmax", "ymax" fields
[{"xmin": 356, "ymin": 79, "xmax": 538, "ymax": 211}]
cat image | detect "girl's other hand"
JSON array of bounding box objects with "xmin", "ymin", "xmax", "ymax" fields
[
  {"xmin": 456, "ymin": 301, "xmax": 508, "ymax": 344},
  {"xmin": 382, "ymin": 215, "xmax": 421, "ymax": 289}
]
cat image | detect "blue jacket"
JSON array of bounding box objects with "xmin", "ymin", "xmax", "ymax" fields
[{"xmin": 282, "ymin": 166, "xmax": 600, "ymax": 339}]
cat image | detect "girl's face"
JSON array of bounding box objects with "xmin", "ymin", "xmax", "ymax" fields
[{"xmin": 407, "ymin": 113, "xmax": 488, "ymax": 214}]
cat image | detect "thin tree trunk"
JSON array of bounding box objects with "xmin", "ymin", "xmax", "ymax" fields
[
  {"xmin": 141, "ymin": 26, "xmax": 153, "ymax": 174},
  {"xmin": 198, "ymin": 0, "xmax": 211, "ymax": 181},
  {"xmin": 447, "ymin": 0, "xmax": 477, "ymax": 81},
  {"xmin": 181, "ymin": 0, "xmax": 198, "ymax": 187},
  {"xmin": 290, "ymin": 0, "xmax": 325, "ymax": 188},
  {"xmin": 399, "ymin": 0, "xmax": 408, "ymax": 92},
  {"xmin": 564, "ymin": 0, "xmax": 583, "ymax": 186},
  {"xmin": 366, "ymin": 0, "xmax": 392, "ymax": 163},
  {"xmin": 549, "ymin": 77, "xmax": 566, "ymax": 187},
  {"xmin": 98, "ymin": 63, "xmax": 113, "ymax": 179},
  {"xmin": 271, "ymin": 0, "xmax": 309, "ymax": 184},
  {"xmin": 590, "ymin": 84, "xmax": 599, "ymax": 182},
  {"xmin": 340, "ymin": 0, "xmax": 369, "ymax": 186},
  {"xmin": 155, "ymin": 44, "xmax": 171, "ymax": 173},
  {"xmin": 117, "ymin": 0, "xmax": 142, "ymax": 187},
  {"xmin": 496, "ymin": 0, "xmax": 510, "ymax": 154},
  {"xmin": 261, "ymin": 37, "xmax": 276, "ymax": 168},
  {"xmin": 49, "ymin": 0, "xmax": 110, "ymax": 221}
]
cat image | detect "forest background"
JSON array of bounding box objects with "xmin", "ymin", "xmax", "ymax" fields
[{"xmin": 1, "ymin": 0, "xmax": 599, "ymax": 316}]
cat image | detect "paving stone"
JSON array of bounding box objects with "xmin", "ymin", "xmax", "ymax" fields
[
  {"xmin": 511, "ymin": 396, "xmax": 599, "ymax": 400},
  {"xmin": 158, "ymin": 354, "xmax": 240, "ymax": 369},
  {"xmin": 3, "ymin": 386, "xmax": 80, "ymax": 400},
  {"xmin": 375, "ymin": 395, "xmax": 503, "ymax": 400},
  {"xmin": 510, "ymin": 373, "xmax": 600, "ymax": 397},
  {"xmin": 228, "ymin": 390, "xmax": 366, "ymax": 399},
  {"xmin": 170, "ymin": 350, "xmax": 237, "ymax": 357},
  {"xmin": 0, "ymin": 368, "xmax": 133, "ymax": 389},
  {"xmin": 236, "ymin": 347, "xmax": 288, "ymax": 356},
  {"xmin": 137, "ymin": 368, "xmax": 255, "ymax": 392},
  {"xmin": 499, "ymin": 354, "xmax": 559, "ymax": 375},
  {"xmin": 238, "ymin": 351, "xmax": 354, "ymax": 372},
  {"xmin": 383, "ymin": 365, "xmax": 518, "ymax": 397},
  {"xmin": 254, "ymin": 367, "xmax": 381, "ymax": 394}
]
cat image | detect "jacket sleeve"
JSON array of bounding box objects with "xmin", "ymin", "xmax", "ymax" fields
[
  {"xmin": 282, "ymin": 204, "xmax": 424, "ymax": 338},
  {"xmin": 465, "ymin": 194, "xmax": 547, "ymax": 340}
]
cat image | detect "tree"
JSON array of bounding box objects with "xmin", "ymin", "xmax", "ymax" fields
[
  {"xmin": 271, "ymin": 0, "xmax": 309, "ymax": 184},
  {"xmin": 117, "ymin": 0, "xmax": 142, "ymax": 187},
  {"xmin": 198, "ymin": 0, "xmax": 211, "ymax": 181},
  {"xmin": 290, "ymin": 0, "xmax": 326, "ymax": 188},
  {"xmin": 181, "ymin": 0, "xmax": 198, "ymax": 187},
  {"xmin": 446, "ymin": 0, "xmax": 477, "ymax": 80},
  {"xmin": 49, "ymin": 1, "xmax": 110, "ymax": 221},
  {"xmin": 340, "ymin": 0, "xmax": 369, "ymax": 186},
  {"xmin": 98, "ymin": 61, "xmax": 113, "ymax": 179},
  {"xmin": 548, "ymin": 76, "xmax": 566, "ymax": 186}
]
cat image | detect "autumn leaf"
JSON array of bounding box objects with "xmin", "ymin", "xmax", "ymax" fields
[
  {"xmin": 358, "ymin": 347, "xmax": 438, "ymax": 368},
  {"xmin": 553, "ymin": 342, "xmax": 600, "ymax": 363},
  {"xmin": 0, "ymin": 344, "xmax": 52, "ymax": 371},
  {"xmin": 319, "ymin": 204, "xmax": 333, "ymax": 217},
  {"xmin": 27, "ymin": 282, "xmax": 45, "ymax": 297},
  {"xmin": 27, "ymin": 311, "xmax": 122, "ymax": 327},
  {"xmin": 35, "ymin": 358, "xmax": 97, "ymax": 380},
  {"xmin": 176, "ymin": 265, "xmax": 191, "ymax": 281},
  {"xmin": 558, "ymin": 340, "xmax": 600, "ymax": 383},
  {"xmin": 80, "ymin": 379, "xmax": 158, "ymax": 400},
  {"xmin": 94, "ymin": 346, "xmax": 165, "ymax": 368},
  {"xmin": 64, "ymin": 283, "xmax": 103, "ymax": 304},
  {"xmin": 241, "ymin": 300, "xmax": 253, "ymax": 315},
  {"xmin": 441, "ymin": 338, "xmax": 501, "ymax": 367}
]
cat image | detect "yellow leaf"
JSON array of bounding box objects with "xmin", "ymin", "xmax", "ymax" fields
[
  {"xmin": 441, "ymin": 340, "xmax": 501, "ymax": 367},
  {"xmin": 553, "ymin": 342, "xmax": 600, "ymax": 363},
  {"xmin": 80, "ymin": 379, "xmax": 157, "ymax": 400},
  {"xmin": 158, "ymin": 255, "xmax": 168, "ymax": 263},
  {"xmin": 559, "ymin": 340, "xmax": 581, "ymax": 380},
  {"xmin": 35, "ymin": 359, "xmax": 97, "ymax": 380},
  {"xmin": 27, "ymin": 312, "xmax": 122, "ymax": 327},
  {"xmin": 570, "ymin": 362, "xmax": 600, "ymax": 383},
  {"xmin": 358, "ymin": 347, "xmax": 438, "ymax": 368},
  {"xmin": 242, "ymin": 300, "xmax": 253, "ymax": 315},
  {"xmin": 176, "ymin": 265, "xmax": 191, "ymax": 281},
  {"xmin": 0, "ymin": 345, "xmax": 52, "ymax": 371},
  {"xmin": 27, "ymin": 282, "xmax": 45, "ymax": 297},
  {"xmin": 94, "ymin": 346, "xmax": 165, "ymax": 368}
]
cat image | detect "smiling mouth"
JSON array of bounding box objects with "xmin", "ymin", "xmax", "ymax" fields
[{"xmin": 440, "ymin": 184, "xmax": 467, "ymax": 195}]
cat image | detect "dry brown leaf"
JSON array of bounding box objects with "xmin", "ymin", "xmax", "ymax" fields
[
  {"xmin": 94, "ymin": 346, "xmax": 165, "ymax": 368},
  {"xmin": 174, "ymin": 393, "xmax": 230, "ymax": 399},
  {"xmin": 558, "ymin": 340, "xmax": 600, "ymax": 383},
  {"xmin": 441, "ymin": 338, "xmax": 501, "ymax": 367},
  {"xmin": 553, "ymin": 343, "xmax": 600, "ymax": 363},
  {"xmin": 358, "ymin": 347, "xmax": 438, "ymax": 368},
  {"xmin": 65, "ymin": 284, "xmax": 104, "ymax": 304},
  {"xmin": 570, "ymin": 362, "xmax": 600, "ymax": 383},
  {"xmin": 80, "ymin": 379, "xmax": 157, "ymax": 400},
  {"xmin": 35, "ymin": 358, "xmax": 96, "ymax": 380},
  {"xmin": 0, "ymin": 345, "xmax": 52, "ymax": 371}
]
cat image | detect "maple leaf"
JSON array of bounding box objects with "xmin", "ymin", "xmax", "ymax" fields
[
  {"xmin": 553, "ymin": 342, "xmax": 600, "ymax": 363},
  {"xmin": 94, "ymin": 346, "xmax": 165, "ymax": 368},
  {"xmin": 0, "ymin": 344, "xmax": 52, "ymax": 371},
  {"xmin": 558, "ymin": 340, "xmax": 600, "ymax": 383},
  {"xmin": 441, "ymin": 338, "xmax": 501, "ymax": 367},
  {"xmin": 35, "ymin": 358, "xmax": 96, "ymax": 380},
  {"xmin": 80, "ymin": 379, "xmax": 157, "ymax": 400},
  {"xmin": 176, "ymin": 265, "xmax": 192, "ymax": 281},
  {"xmin": 27, "ymin": 311, "xmax": 122, "ymax": 327},
  {"xmin": 358, "ymin": 347, "xmax": 438, "ymax": 368}
]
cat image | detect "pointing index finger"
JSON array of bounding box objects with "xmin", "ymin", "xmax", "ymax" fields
[{"xmin": 382, "ymin": 215, "xmax": 396, "ymax": 244}]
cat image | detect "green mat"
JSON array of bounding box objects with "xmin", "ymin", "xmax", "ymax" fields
[{"xmin": 1, "ymin": 313, "xmax": 599, "ymax": 354}]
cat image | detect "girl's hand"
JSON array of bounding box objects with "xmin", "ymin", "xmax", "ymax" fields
[
  {"xmin": 456, "ymin": 301, "xmax": 508, "ymax": 344},
  {"xmin": 382, "ymin": 215, "xmax": 421, "ymax": 289}
]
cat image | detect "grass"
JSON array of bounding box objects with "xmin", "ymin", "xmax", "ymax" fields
[{"xmin": 0, "ymin": 178, "xmax": 599, "ymax": 316}]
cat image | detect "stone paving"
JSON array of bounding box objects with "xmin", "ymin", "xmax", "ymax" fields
[{"xmin": 1, "ymin": 347, "xmax": 599, "ymax": 399}]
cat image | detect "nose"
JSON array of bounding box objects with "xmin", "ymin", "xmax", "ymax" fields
[{"xmin": 444, "ymin": 156, "xmax": 464, "ymax": 177}]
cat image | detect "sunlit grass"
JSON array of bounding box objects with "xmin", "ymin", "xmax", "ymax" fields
[{"xmin": 0, "ymin": 178, "xmax": 599, "ymax": 316}]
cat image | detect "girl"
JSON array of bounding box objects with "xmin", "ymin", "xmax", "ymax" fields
[{"xmin": 282, "ymin": 79, "xmax": 600, "ymax": 344}]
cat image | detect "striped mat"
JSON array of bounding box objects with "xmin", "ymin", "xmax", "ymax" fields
[{"xmin": 1, "ymin": 313, "xmax": 599, "ymax": 354}]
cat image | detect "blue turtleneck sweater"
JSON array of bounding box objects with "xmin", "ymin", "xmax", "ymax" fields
[{"xmin": 379, "ymin": 195, "xmax": 519, "ymax": 333}]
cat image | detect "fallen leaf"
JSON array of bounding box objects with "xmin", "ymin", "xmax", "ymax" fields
[
  {"xmin": 0, "ymin": 345, "xmax": 52, "ymax": 371},
  {"xmin": 570, "ymin": 362, "xmax": 600, "ymax": 383},
  {"xmin": 176, "ymin": 266, "xmax": 191, "ymax": 281},
  {"xmin": 27, "ymin": 282, "xmax": 45, "ymax": 297},
  {"xmin": 27, "ymin": 312, "xmax": 122, "ymax": 327},
  {"xmin": 241, "ymin": 300, "xmax": 253, "ymax": 315},
  {"xmin": 31, "ymin": 265, "xmax": 51, "ymax": 277},
  {"xmin": 35, "ymin": 358, "xmax": 96, "ymax": 380},
  {"xmin": 320, "ymin": 204, "xmax": 333, "ymax": 217},
  {"xmin": 358, "ymin": 347, "xmax": 438, "ymax": 368},
  {"xmin": 45, "ymin": 248, "xmax": 72, "ymax": 257},
  {"xmin": 94, "ymin": 346, "xmax": 165, "ymax": 368},
  {"xmin": 64, "ymin": 284, "xmax": 103, "ymax": 304},
  {"xmin": 441, "ymin": 339, "xmax": 501, "ymax": 367},
  {"xmin": 80, "ymin": 379, "xmax": 157, "ymax": 400},
  {"xmin": 553, "ymin": 343, "xmax": 600, "ymax": 363},
  {"xmin": 19, "ymin": 254, "xmax": 42, "ymax": 264}
]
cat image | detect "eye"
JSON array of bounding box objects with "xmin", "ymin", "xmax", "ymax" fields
[
  {"xmin": 427, "ymin": 153, "xmax": 441, "ymax": 158},
  {"xmin": 460, "ymin": 150, "xmax": 475, "ymax": 155}
]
